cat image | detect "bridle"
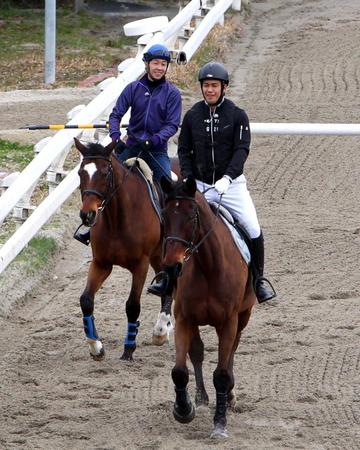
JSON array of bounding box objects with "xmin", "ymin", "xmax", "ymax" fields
[
  {"xmin": 163, "ymin": 195, "xmax": 221, "ymax": 261},
  {"xmin": 80, "ymin": 155, "xmax": 116, "ymax": 212}
]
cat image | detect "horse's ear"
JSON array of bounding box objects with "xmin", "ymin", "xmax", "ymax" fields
[
  {"xmin": 74, "ymin": 137, "xmax": 87, "ymax": 156},
  {"xmin": 161, "ymin": 176, "xmax": 173, "ymax": 193},
  {"xmin": 104, "ymin": 140, "xmax": 117, "ymax": 156},
  {"xmin": 183, "ymin": 176, "xmax": 197, "ymax": 196}
]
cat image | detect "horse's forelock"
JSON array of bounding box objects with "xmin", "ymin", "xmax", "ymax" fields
[
  {"xmin": 82, "ymin": 142, "xmax": 108, "ymax": 158},
  {"xmin": 164, "ymin": 180, "xmax": 196, "ymax": 202}
]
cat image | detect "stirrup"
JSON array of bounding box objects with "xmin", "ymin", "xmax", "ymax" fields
[
  {"xmin": 254, "ymin": 277, "xmax": 277, "ymax": 303},
  {"xmin": 147, "ymin": 271, "xmax": 169, "ymax": 297},
  {"xmin": 73, "ymin": 224, "xmax": 90, "ymax": 246}
]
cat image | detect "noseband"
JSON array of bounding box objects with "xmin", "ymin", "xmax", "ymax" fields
[
  {"xmin": 164, "ymin": 196, "xmax": 199, "ymax": 260},
  {"xmin": 163, "ymin": 195, "xmax": 222, "ymax": 261},
  {"xmin": 80, "ymin": 155, "xmax": 114, "ymax": 212}
]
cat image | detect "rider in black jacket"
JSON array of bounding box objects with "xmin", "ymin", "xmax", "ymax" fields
[
  {"xmin": 178, "ymin": 94, "xmax": 250, "ymax": 185},
  {"xmin": 148, "ymin": 62, "xmax": 276, "ymax": 303}
]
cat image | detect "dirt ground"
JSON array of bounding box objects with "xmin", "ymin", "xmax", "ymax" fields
[{"xmin": 0, "ymin": 0, "xmax": 360, "ymax": 448}]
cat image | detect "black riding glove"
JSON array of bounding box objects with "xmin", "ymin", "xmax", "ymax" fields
[
  {"xmin": 115, "ymin": 139, "xmax": 126, "ymax": 154},
  {"xmin": 139, "ymin": 139, "xmax": 153, "ymax": 152}
]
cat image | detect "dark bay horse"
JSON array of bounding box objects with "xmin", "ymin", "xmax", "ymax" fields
[
  {"xmin": 74, "ymin": 138, "xmax": 173, "ymax": 361},
  {"xmin": 160, "ymin": 176, "xmax": 256, "ymax": 438}
]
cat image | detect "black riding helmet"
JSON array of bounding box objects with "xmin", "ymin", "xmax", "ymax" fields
[
  {"xmin": 198, "ymin": 62, "xmax": 229, "ymax": 106},
  {"xmin": 198, "ymin": 62, "xmax": 229, "ymax": 85}
]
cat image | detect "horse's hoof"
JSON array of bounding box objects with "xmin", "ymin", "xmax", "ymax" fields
[
  {"xmin": 91, "ymin": 352, "xmax": 105, "ymax": 361},
  {"xmin": 152, "ymin": 333, "xmax": 168, "ymax": 346},
  {"xmin": 173, "ymin": 402, "xmax": 195, "ymax": 424},
  {"xmin": 89, "ymin": 346, "xmax": 105, "ymax": 361},
  {"xmin": 227, "ymin": 389, "xmax": 236, "ymax": 407},
  {"xmin": 210, "ymin": 424, "xmax": 229, "ymax": 439},
  {"xmin": 120, "ymin": 351, "xmax": 134, "ymax": 361}
]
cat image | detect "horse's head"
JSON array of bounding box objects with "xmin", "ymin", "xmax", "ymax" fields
[
  {"xmin": 160, "ymin": 176, "xmax": 199, "ymax": 275},
  {"xmin": 75, "ymin": 138, "xmax": 117, "ymax": 227}
]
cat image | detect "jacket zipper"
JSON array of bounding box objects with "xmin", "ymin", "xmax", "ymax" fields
[
  {"xmin": 140, "ymin": 81, "xmax": 162, "ymax": 139},
  {"xmin": 209, "ymin": 106, "xmax": 216, "ymax": 185}
]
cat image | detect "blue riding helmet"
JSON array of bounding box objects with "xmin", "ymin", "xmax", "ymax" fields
[{"xmin": 142, "ymin": 44, "xmax": 171, "ymax": 63}]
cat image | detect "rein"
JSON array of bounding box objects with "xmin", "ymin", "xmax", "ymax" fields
[
  {"xmin": 164, "ymin": 194, "xmax": 223, "ymax": 261},
  {"xmin": 80, "ymin": 154, "xmax": 124, "ymax": 213}
]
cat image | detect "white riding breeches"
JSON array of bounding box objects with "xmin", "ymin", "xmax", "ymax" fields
[{"xmin": 196, "ymin": 175, "xmax": 261, "ymax": 239}]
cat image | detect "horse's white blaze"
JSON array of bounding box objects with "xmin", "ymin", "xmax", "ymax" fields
[
  {"xmin": 87, "ymin": 338, "xmax": 103, "ymax": 355},
  {"xmin": 153, "ymin": 312, "xmax": 173, "ymax": 338},
  {"xmin": 84, "ymin": 162, "xmax": 97, "ymax": 179}
]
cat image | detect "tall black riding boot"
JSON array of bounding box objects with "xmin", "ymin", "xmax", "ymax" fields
[
  {"xmin": 73, "ymin": 225, "xmax": 91, "ymax": 246},
  {"xmin": 251, "ymin": 232, "xmax": 276, "ymax": 303}
]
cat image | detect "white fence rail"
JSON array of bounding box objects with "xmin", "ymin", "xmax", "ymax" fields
[
  {"xmin": 0, "ymin": 0, "xmax": 240, "ymax": 275},
  {"xmin": 251, "ymin": 123, "xmax": 360, "ymax": 135},
  {"xmin": 1, "ymin": 0, "xmax": 360, "ymax": 276}
]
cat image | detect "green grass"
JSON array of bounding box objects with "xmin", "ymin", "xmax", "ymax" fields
[
  {"xmin": 0, "ymin": 139, "xmax": 34, "ymax": 170},
  {"xmin": 15, "ymin": 235, "xmax": 58, "ymax": 273},
  {"xmin": 0, "ymin": 7, "xmax": 130, "ymax": 52},
  {"xmin": 0, "ymin": 6, "xmax": 135, "ymax": 89}
]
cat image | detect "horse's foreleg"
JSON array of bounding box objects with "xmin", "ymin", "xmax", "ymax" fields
[
  {"xmin": 172, "ymin": 318, "xmax": 196, "ymax": 424},
  {"xmin": 120, "ymin": 260, "xmax": 148, "ymax": 361},
  {"xmin": 152, "ymin": 294, "xmax": 173, "ymax": 346},
  {"xmin": 80, "ymin": 260, "xmax": 112, "ymax": 361},
  {"xmin": 211, "ymin": 318, "xmax": 239, "ymax": 438},
  {"xmin": 189, "ymin": 330, "xmax": 209, "ymax": 407}
]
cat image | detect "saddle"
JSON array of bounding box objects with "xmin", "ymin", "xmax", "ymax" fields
[
  {"xmin": 124, "ymin": 157, "xmax": 164, "ymax": 224},
  {"xmin": 209, "ymin": 202, "xmax": 251, "ymax": 265}
]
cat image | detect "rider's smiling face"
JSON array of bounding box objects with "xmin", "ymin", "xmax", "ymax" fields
[
  {"xmin": 147, "ymin": 59, "xmax": 168, "ymax": 81},
  {"xmin": 201, "ymin": 79, "xmax": 227, "ymax": 105}
]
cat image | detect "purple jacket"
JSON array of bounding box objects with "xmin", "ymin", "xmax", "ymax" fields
[{"xmin": 109, "ymin": 75, "xmax": 181, "ymax": 151}]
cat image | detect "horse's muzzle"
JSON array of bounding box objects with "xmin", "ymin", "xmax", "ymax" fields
[{"xmin": 80, "ymin": 209, "xmax": 97, "ymax": 227}]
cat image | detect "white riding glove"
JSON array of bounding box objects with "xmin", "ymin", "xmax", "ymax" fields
[{"xmin": 214, "ymin": 176, "xmax": 232, "ymax": 195}]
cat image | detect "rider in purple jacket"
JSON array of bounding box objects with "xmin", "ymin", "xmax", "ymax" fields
[
  {"xmin": 74, "ymin": 44, "xmax": 182, "ymax": 246},
  {"xmin": 109, "ymin": 44, "xmax": 181, "ymax": 181}
]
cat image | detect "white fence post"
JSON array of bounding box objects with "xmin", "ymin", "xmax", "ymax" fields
[{"xmin": 232, "ymin": 0, "xmax": 242, "ymax": 11}]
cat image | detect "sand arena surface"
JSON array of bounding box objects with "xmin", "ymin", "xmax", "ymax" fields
[{"xmin": 0, "ymin": 1, "xmax": 359, "ymax": 448}]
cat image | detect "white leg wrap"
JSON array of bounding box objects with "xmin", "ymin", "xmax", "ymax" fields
[
  {"xmin": 153, "ymin": 312, "xmax": 173, "ymax": 338},
  {"xmin": 87, "ymin": 338, "xmax": 103, "ymax": 356}
]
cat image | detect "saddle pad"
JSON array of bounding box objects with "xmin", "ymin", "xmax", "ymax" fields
[
  {"xmin": 209, "ymin": 202, "xmax": 251, "ymax": 265},
  {"xmin": 126, "ymin": 160, "xmax": 163, "ymax": 225},
  {"xmin": 220, "ymin": 216, "xmax": 251, "ymax": 265},
  {"xmin": 124, "ymin": 157, "xmax": 153, "ymax": 183}
]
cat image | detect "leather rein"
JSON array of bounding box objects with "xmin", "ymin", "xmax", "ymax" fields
[
  {"xmin": 80, "ymin": 155, "xmax": 120, "ymax": 212},
  {"xmin": 163, "ymin": 195, "xmax": 222, "ymax": 261}
]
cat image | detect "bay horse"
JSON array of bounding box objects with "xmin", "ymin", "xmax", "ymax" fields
[
  {"xmin": 160, "ymin": 176, "xmax": 256, "ymax": 438},
  {"xmin": 74, "ymin": 138, "xmax": 173, "ymax": 361}
]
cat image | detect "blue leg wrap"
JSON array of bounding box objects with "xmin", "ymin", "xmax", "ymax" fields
[
  {"xmin": 83, "ymin": 315, "xmax": 99, "ymax": 340},
  {"xmin": 124, "ymin": 321, "xmax": 140, "ymax": 346}
]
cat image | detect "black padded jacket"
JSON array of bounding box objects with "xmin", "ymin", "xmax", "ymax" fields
[{"xmin": 178, "ymin": 98, "xmax": 251, "ymax": 185}]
